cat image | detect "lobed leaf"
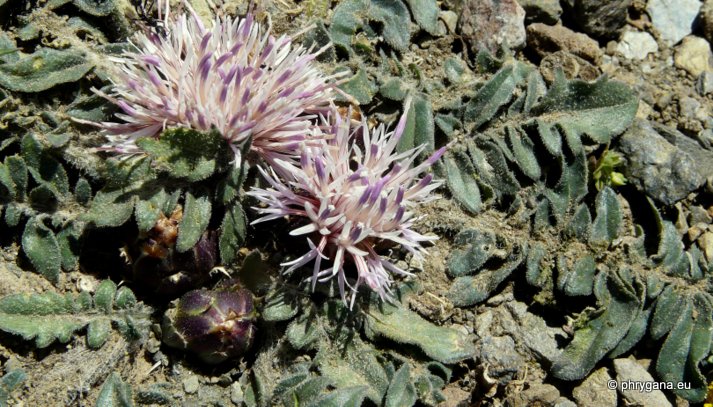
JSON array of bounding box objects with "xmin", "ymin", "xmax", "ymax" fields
[
  {"xmin": 0, "ymin": 283, "xmax": 149, "ymax": 349},
  {"xmin": 364, "ymin": 302, "xmax": 475, "ymax": 363}
]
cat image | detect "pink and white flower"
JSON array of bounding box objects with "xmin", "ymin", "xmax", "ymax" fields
[
  {"xmin": 248, "ymin": 102, "xmax": 446, "ymax": 306},
  {"xmin": 85, "ymin": 4, "xmax": 341, "ymax": 167}
]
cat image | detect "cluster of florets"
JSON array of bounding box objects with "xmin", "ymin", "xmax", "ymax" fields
[
  {"xmin": 94, "ymin": 2, "xmax": 445, "ymax": 305},
  {"xmin": 86, "ymin": 2, "xmax": 341, "ymax": 167},
  {"xmin": 249, "ymin": 105, "xmax": 446, "ymax": 305}
]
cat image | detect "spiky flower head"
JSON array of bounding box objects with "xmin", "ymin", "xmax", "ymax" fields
[
  {"xmin": 248, "ymin": 102, "xmax": 446, "ymax": 306},
  {"xmin": 86, "ymin": 3, "xmax": 341, "ymax": 167}
]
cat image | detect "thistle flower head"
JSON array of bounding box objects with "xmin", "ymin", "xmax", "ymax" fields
[
  {"xmin": 248, "ymin": 102, "xmax": 446, "ymax": 306},
  {"xmin": 87, "ymin": 3, "xmax": 341, "ymax": 167}
]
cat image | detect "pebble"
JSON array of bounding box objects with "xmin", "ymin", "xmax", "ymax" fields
[
  {"xmin": 674, "ymin": 35, "xmax": 713, "ymax": 76},
  {"xmin": 183, "ymin": 375, "xmax": 199, "ymax": 394},
  {"xmin": 527, "ymin": 23, "xmax": 602, "ymax": 63},
  {"xmin": 653, "ymin": 121, "xmax": 713, "ymax": 177},
  {"xmin": 457, "ymin": 0, "xmax": 526, "ymax": 53},
  {"xmin": 572, "ymin": 368, "xmax": 617, "ymax": 407},
  {"xmin": 647, "ymin": 0, "xmax": 702, "ymax": 46},
  {"xmin": 516, "ymin": 0, "xmax": 562, "ymax": 24},
  {"xmin": 504, "ymin": 302, "xmax": 563, "ymax": 363},
  {"xmin": 571, "ymin": 0, "xmax": 632, "ymax": 39},
  {"xmin": 478, "ymin": 335, "xmax": 524, "ymax": 379},
  {"xmin": 688, "ymin": 224, "xmax": 704, "ymax": 242},
  {"xmin": 230, "ymin": 382, "xmax": 244, "ymax": 405},
  {"xmin": 439, "ymin": 10, "xmax": 458, "ymax": 34},
  {"xmin": 699, "ymin": 232, "xmax": 713, "ymax": 262},
  {"xmin": 613, "ymin": 359, "xmax": 672, "ymax": 407},
  {"xmin": 616, "ymin": 119, "xmax": 704, "ymax": 205},
  {"xmin": 508, "ymin": 384, "xmax": 560, "ymax": 407},
  {"xmin": 554, "ymin": 398, "xmax": 578, "ymax": 407},
  {"xmin": 679, "ymin": 97, "xmax": 706, "ymax": 122},
  {"xmin": 696, "ymin": 71, "xmax": 713, "ymax": 95},
  {"xmin": 439, "ymin": 386, "xmax": 471, "ymax": 407},
  {"xmin": 616, "ymin": 31, "xmax": 659, "ymax": 60}
]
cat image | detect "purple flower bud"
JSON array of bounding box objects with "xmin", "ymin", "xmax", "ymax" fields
[{"xmin": 162, "ymin": 283, "xmax": 256, "ymax": 364}]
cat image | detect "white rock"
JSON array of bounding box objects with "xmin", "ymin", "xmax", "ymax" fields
[
  {"xmin": 613, "ymin": 359, "xmax": 672, "ymax": 407},
  {"xmin": 674, "ymin": 35, "xmax": 713, "ymax": 76},
  {"xmin": 617, "ymin": 31, "xmax": 659, "ymax": 60},
  {"xmin": 648, "ymin": 0, "xmax": 702, "ymax": 45}
]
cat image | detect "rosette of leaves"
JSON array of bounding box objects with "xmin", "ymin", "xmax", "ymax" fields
[
  {"xmin": 437, "ymin": 61, "xmax": 638, "ymax": 215},
  {"xmin": 0, "ymin": 132, "xmax": 90, "ymax": 283},
  {"xmin": 546, "ymin": 199, "xmax": 713, "ymax": 402},
  {"xmin": 247, "ymin": 279, "xmax": 473, "ymax": 407},
  {"xmin": 437, "ymin": 60, "xmax": 713, "ymax": 401},
  {"xmin": 83, "ymin": 128, "xmax": 249, "ymax": 291},
  {"xmin": 0, "ymin": 280, "xmax": 150, "ymax": 349}
]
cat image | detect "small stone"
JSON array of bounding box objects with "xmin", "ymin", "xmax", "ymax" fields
[
  {"xmin": 616, "ymin": 119, "xmax": 705, "ymax": 205},
  {"xmin": 679, "ymin": 96, "xmax": 703, "ymax": 120},
  {"xmin": 616, "ymin": 31, "xmax": 659, "ymax": 60},
  {"xmin": 613, "ymin": 359, "xmax": 673, "ymax": 407},
  {"xmin": 539, "ymin": 50, "xmax": 600, "ymax": 82},
  {"xmin": 674, "ymin": 36, "xmax": 713, "ymax": 76},
  {"xmin": 636, "ymin": 101, "xmax": 653, "ymax": 119},
  {"xmin": 475, "ymin": 310, "xmax": 494, "ymax": 338},
  {"xmin": 457, "ymin": 0, "xmax": 526, "ymax": 53},
  {"xmin": 697, "ymin": 129, "xmax": 713, "ymax": 148},
  {"xmin": 554, "ymin": 398, "xmax": 578, "ymax": 407},
  {"xmin": 699, "ymin": 232, "xmax": 713, "ymax": 262},
  {"xmin": 656, "ymin": 92, "xmax": 674, "ymax": 109},
  {"xmin": 571, "ymin": 0, "xmax": 632, "ymax": 39},
  {"xmin": 439, "ymin": 385, "xmax": 471, "ymax": 407},
  {"xmin": 688, "ymin": 206, "xmax": 713, "ymax": 225},
  {"xmin": 696, "ymin": 71, "xmax": 713, "ymax": 95},
  {"xmin": 478, "ymin": 335, "xmax": 524, "ymax": 379},
  {"xmin": 688, "ymin": 225, "xmax": 704, "ymax": 242},
  {"xmin": 183, "ymin": 376, "xmax": 199, "ymax": 394},
  {"xmin": 648, "ymin": 0, "xmax": 702, "ymax": 46},
  {"xmin": 507, "ymin": 383, "xmax": 560, "ymax": 407},
  {"xmin": 653, "ymin": 121, "xmax": 713, "ymax": 178},
  {"xmin": 527, "ymin": 23, "xmax": 602, "ymax": 63},
  {"xmin": 230, "ymin": 382, "xmax": 244, "ymax": 405},
  {"xmin": 439, "ymin": 10, "xmax": 458, "ymax": 34},
  {"xmin": 516, "ymin": 0, "xmax": 562, "ymax": 24},
  {"xmin": 502, "ymin": 302, "xmax": 563, "ymax": 363},
  {"xmin": 572, "ymin": 368, "xmax": 617, "ymax": 407}
]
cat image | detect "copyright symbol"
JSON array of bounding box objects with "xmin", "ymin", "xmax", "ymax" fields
[{"xmin": 607, "ymin": 380, "xmax": 617, "ymax": 390}]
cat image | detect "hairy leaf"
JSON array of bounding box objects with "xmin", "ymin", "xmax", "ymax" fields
[
  {"xmin": 0, "ymin": 283, "xmax": 149, "ymax": 349},
  {"xmin": 364, "ymin": 302, "xmax": 475, "ymax": 363},
  {"xmin": 0, "ymin": 48, "xmax": 93, "ymax": 92}
]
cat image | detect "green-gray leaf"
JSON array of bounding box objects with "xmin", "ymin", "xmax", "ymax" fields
[
  {"xmin": 219, "ymin": 203, "xmax": 247, "ymax": 265},
  {"xmin": 0, "ymin": 48, "xmax": 93, "ymax": 92},
  {"xmin": 21, "ymin": 216, "xmax": 62, "ymax": 283},
  {"xmin": 96, "ymin": 373, "xmax": 134, "ymax": 407},
  {"xmin": 364, "ymin": 302, "xmax": 474, "ymax": 363},
  {"xmin": 176, "ymin": 192, "xmax": 211, "ymax": 252}
]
